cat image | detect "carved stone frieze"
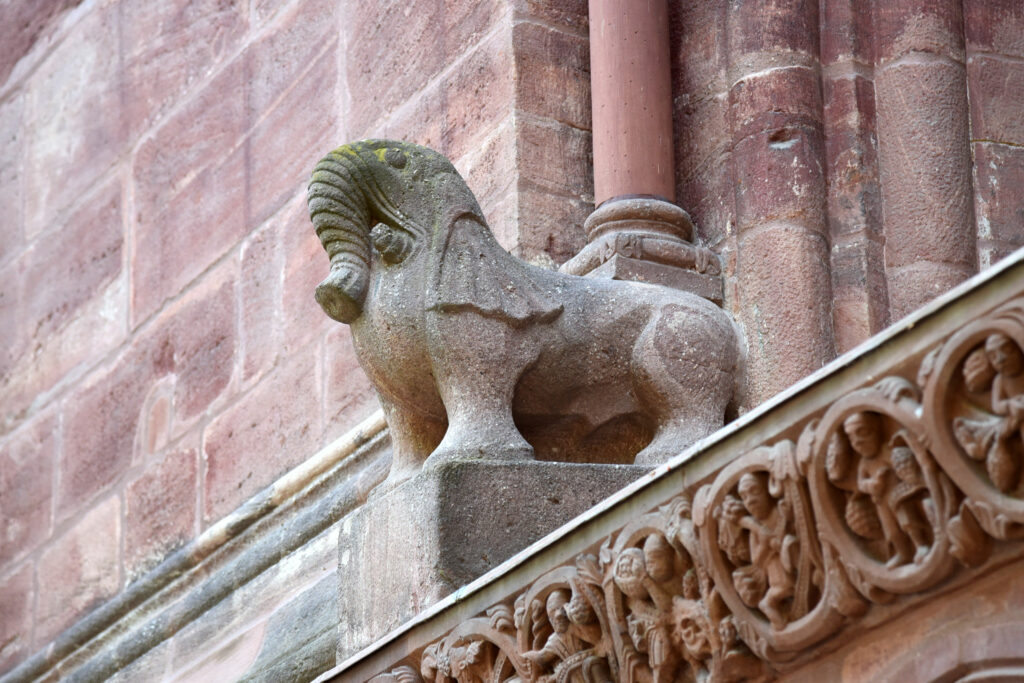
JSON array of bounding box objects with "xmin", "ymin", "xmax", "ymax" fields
[{"xmin": 365, "ymin": 297, "xmax": 1024, "ymax": 683}]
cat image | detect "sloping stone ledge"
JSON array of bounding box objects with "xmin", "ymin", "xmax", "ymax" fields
[
  {"xmin": 319, "ymin": 249, "xmax": 1024, "ymax": 682},
  {"xmin": 1, "ymin": 414, "xmax": 390, "ymax": 683}
]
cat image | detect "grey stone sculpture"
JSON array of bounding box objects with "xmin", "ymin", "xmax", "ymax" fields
[{"xmin": 307, "ymin": 140, "xmax": 738, "ymax": 487}]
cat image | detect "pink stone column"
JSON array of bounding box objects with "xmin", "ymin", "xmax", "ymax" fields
[
  {"xmin": 873, "ymin": 0, "xmax": 977, "ymax": 320},
  {"xmin": 588, "ymin": 0, "xmax": 675, "ymax": 206},
  {"xmin": 728, "ymin": 0, "xmax": 835, "ymax": 406},
  {"xmin": 564, "ymin": 0, "xmax": 723, "ymax": 304},
  {"xmin": 822, "ymin": 0, "xmax": 889, "ymax": 353}
]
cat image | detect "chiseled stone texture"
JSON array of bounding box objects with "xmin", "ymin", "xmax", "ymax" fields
[
  {"xmin": 35, "ymin": 495, "xmax": 121, "ymax": 648},
  {"xmin": 336, "ymin": 460, "xmax": 646, "ymax": 662},
  {"xmin": 781, "ymin": 559, "xmax": 1024, "ymax": 682}
]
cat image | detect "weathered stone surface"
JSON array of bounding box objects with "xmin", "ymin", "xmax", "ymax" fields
[
  {"xmin": 344, "ymin": 0, "xmax": 507, "ymax": 136},
  {"xmin": 118, "ymin": 0, "xmax": 247, "ymax": 135},
  {"xmin": 973, "ymin": 143, "xmax": 1024, "ymax": 268},
  {"xmin": 125, "ymin": 448, "xmax": 198, "ymax": 580},
  {"xmin": 737, "ymin": 226, "xmax": 834, "ymax": 404},
  {"xmin": 203, "ymin": 350, "xmax": 321, "ymax": 524},
  {"xmin": 0, "ymin": 93, "xmax": 25, "ymax": 267},
  {"xmin": 307, "ymin": 141, "xmax": 738, "ymax": 484},
  {"xmin": 968, "ymin": 54, "xmax": 1024, "ymax": 146},
  {"xmin": 0, "ymin": 178, "xmax": 124, "ymax": 435},
  {"xmin": 59, "ymin": 266, "xmax": 234, "ymax": 519},
  {"xmin": 35, "ymin": 495, "xmax": 120, "ymax": 647},
  {"xmin": 513, "ymin": 21, "xmax": 590, "ymax": 130},
  {"xmin": 0, "ymin": 0, "xmax": 80, "ymax": 87},
  {"xmin": 0, "ymin": 412, "xmax": 56, "ymax": 569},
  {"xmin": 21, "ymin": 4, "xmax": 124, "ymax": 239},
  {"xmin": 0, "ymin": 562, "xmax": 34, "ymax": 676},
  {"xmin": 336, "ymin": 460, "xmax": 646, "ymax": 662},
  {"xmin": 964, "ymin": 0, "xmax": 1024, "ymax": 57},
  {"xmin": 875, "ymin": 57, "xmax": 976, "ymax": 318},
  {"xmin": 238, "ymin": 572, "xmax": 339, "ymax": 682},
  {"xmin": 874, "ymin": 0, "xmax": 966, "ymax": 63}
]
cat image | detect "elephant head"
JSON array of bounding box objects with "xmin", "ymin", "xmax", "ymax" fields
[{"xmin": 308, "ymin": 140, "xmax": 561, "ymax": 326}]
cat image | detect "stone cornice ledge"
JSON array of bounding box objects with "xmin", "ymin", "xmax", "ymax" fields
[
  {"xmin": 321, "ymin": 249, "xmax": 1024, "ymax": 683},
  {"xmin": 2, "ymin": 415, "xmax": 390, "ymax": 683}
]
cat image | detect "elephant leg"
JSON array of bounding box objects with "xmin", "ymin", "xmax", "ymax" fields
[
  {"xmin": 632, "ymin": 300, "xmax": 737, "ymax": 466},
  {"xmin": 424, "ymin": 322, "xmax": 536, "ymax": 468},
  {"xmin": 379, "ymin": 396, "xmax": 447, "ymax": 490},
  {"xmin": 425, "ymin": 384, "xmax": 534, "ymax": 467}
]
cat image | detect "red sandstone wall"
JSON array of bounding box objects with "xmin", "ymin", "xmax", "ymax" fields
[
  {"xmin": 0, "ymin": 0, "xmax": 594, "ymax": 673},
  {"xmin": 1, "ymin": 0, "xmax": 1022, "ymax": 676}
]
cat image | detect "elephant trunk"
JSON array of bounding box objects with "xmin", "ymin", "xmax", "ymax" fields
[{"xmin": 307, "ymin": 148, "xmax": 373, "ymax": 323}]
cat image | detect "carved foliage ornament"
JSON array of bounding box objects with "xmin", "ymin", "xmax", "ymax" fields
[{"xmin": 372, "ymin": 299, "xmax": 1024, "ymax": 682}]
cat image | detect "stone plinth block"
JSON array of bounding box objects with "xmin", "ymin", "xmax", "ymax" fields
[{"xmin": 336, "ymin": 460, "xmax": 645, "ymax": 662}]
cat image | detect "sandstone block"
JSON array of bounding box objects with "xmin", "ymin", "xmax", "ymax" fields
[
  {"xmin": 823, "ymin": 74, "xmax": 882, "ymax": 240},
  {"xmin": 876, "ymin": 59, "xmax": 975, "ymax": 270},
  {"xmin": 874, "ymin": 0, "xmax": 966, "ymax": 63},
  {"xmin": 671, "ymin": 0, "xmax": 727, "ymax": 97},
  {"xmin": 886, "ymin": 261, "xmax": 974, "ymax": 321},
  {"xmin": 819, "ymin": 0, "xmax": 873, "ymax": 65},
  {"xmin": 202, "ymin": 350, "xmax": 321, "ymax": 525},
  {"xmin": 336, "ymin": 460, "xmax": 646, "ymax": 662},
  {"xmin": 515, "ymin": 185, "xmax": 590, "ymax": 263},
  {"xmin": 60, "ymin": 266, "xmax": 235, "ymax": 518},
  {"xmin": 513, "ymin": 0, "xmax": 588, "ymax": 35},
  {"xmin": 729, "ymin": 0, "xmax": 818, "ymax": 59},
  {"xmin": 517, "ymin": 115, "xmax": 593, "ymax": 201},
  {"xmin": 831, "ymin": 238, "xmax": 889, "ymax": 353},
  {"xmin": 36, "ymin": 495, "xmax": 121, "ymax": 647},
  {"xmin": 972, "ymin": 143, "xmax": 1024, "ymax": 266},
  {"xmin": 345, "ymin": 0, "xmax": 505, "ymax": 135},
  {"xmin": 0, "ymin": 412, "xmax": 56, "ymax": 568},
  {"xmin": 119, "ymin": 0, "xmax": 247, "ymax": 134},
  {"xmin": 131, "ymin": 61, "xmax": 247, "ymax": 323},
  {"xmin": 0, "ymin": 93, "xmax": 24, "ymax": 266},
  {"xmin": 513, "ymin": 21, "xmax": 590, "ymax": 130},
  {"xmin": 456, "ymin": 117, "xmax": 517, "ymax": 216},
  {"xmin": 730, "ymin": 66, "xmax": 823, "ymax": 143},
  {"xmin": 1, "ymin": 178, "xmax": 124, "ymax": 435},
  {"xmin": 125, "ymin": 448, "xmax": 199, "ymax": 580},
  {"xmin": 0, "ymin": 0, "xmax": 69, "ymax": 86},
  {"xmin": 0, "ymin": 562, "xmax": 33, "ymax": 676},
  {"xmin": 22, "ymin": 5, "xmax": 124, "ymax": 238},
  {"xmin": 964, "ymin": 0, "xmax": 1024, "ymax": 57},
  {"xmin": 241, "ymin": 218, "xmax": 282, "ymax": 383},
  {"xmin": 737, "ymin": 225, "xmax": 834, "ymax": 404},
  {"xmin": 968, "ymin": 55, "xmax": 1024, "ymax": 146},
  {"xmin": 732, "ymin": 124, "xmax": 828, "ymax": 237}
]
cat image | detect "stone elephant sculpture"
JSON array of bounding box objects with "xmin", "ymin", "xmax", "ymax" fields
[{"xmin": 307, "ymin": 140, "xmax": 738, "ymax": 486}]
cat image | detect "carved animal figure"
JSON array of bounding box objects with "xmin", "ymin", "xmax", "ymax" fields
[{"xmin": 307, "ymin": 140, "xmax": 738, "ymax": 486}]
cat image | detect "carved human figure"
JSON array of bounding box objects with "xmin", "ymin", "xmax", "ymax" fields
[
  {"xmin": 843, "ymin": 412, "xmax": 918, "ymax": 566},
  {"xmin": 523, "ymin": 591, "xmax": 582, "ymax": 675},
  {"xmin": 954, "ymin": 333, "xmax": 1024, "ymax": 493},
  {"xmin": 729, "ymin": 472, "xmax": 798, "ymax": 630},
  {"xmin": 613, "ymin": 540, "xmax": 678, "ymax": 682},
  {"xmin": 889, "ymin": 445, "xmax": 932, "ymax": 563}
]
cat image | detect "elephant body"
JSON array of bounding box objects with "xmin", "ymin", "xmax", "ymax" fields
[{"xmin": 308, "ymin": 140, "xmax": 738, "ymax": 486}]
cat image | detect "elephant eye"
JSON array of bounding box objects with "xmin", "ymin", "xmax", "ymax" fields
[{"xmin": 385, "ymin": 148, "xmax": 407, "ymax": 169}]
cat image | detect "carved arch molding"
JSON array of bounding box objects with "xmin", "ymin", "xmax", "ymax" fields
[{"xmin": 374, "ymin": 299, "xmax": 1024, "ymax": 683}]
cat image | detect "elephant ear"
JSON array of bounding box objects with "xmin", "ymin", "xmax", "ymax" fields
[{"xmin": 429, "ymin": 215, "xmax": 562, "ymax": 327}]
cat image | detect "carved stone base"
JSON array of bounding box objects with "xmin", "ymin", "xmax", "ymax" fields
[
  {"xmin": 560, "ymin": 197, "xmax": 724, "ymax": 302},
  {"xmin": 590, "ymin": 253, "xmax": 723, "ymax": 304},
  {"xmin": 336, "ymin": 460, "xmax": 645, "ymax": 662}
]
